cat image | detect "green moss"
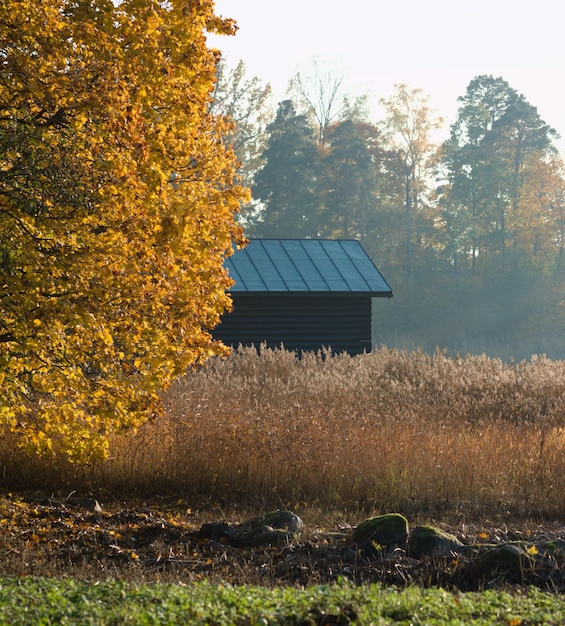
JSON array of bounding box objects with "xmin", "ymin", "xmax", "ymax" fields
[
  {"xmin": 353, "ymin": 513, "xmax": 409, "ymax": 550},
  {"xmin": 408, "ymin": 525, "xmax": 463, "ymax": 558}
]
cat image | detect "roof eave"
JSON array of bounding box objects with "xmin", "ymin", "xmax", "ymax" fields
[{"xmin": 229, "ymin": 290, "xmax": 393, "ymax": 298}]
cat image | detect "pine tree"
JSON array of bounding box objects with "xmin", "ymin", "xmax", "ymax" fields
[
  {"xmin": 317, "ymin": 120, "xmax": 378, "ymax": 239},
  {"xmin": 251, "ymin": 100, "xmax": 320, "ymax": 237}
]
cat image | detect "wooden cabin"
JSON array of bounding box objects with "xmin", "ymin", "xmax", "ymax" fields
[{"xmin": 213, "ymin": 239, "xmax": 393, "ymax": 355}]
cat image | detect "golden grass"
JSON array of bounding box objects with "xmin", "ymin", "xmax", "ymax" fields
[{"xmin": 1, "ymin": 346, "xmax": 564, "ymax": 520}]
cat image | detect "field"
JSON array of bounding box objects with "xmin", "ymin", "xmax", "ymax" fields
[
  {"xmin": 4, "ymin": 345, "xmax": 564, "ymax": 516},
  {"xmin": 1, "ymin": 346, "xmax": 564, "ymax": 623}
]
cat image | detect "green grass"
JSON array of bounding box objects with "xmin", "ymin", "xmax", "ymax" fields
[{"xmin": 0, "ymin": 577, "xmax": 563, "ymax": 625}]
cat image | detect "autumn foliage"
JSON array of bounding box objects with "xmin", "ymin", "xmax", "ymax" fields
[{"xmin": 0, "ymin": 0, "xmax": 248, "ymax": 461}]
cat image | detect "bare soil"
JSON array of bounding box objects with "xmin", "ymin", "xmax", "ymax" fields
[{"xmin": 1, "ymin": 495, "xmax": 563, "ymax": 593}]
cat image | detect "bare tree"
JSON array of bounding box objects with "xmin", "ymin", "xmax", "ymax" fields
[{"xmin": 288, "ymin": 56, "xmax": 369, "ymax": 145}]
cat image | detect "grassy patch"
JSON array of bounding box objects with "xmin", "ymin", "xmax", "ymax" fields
[{"xmin": 0, "ymin": 577, "xmax": 563, "ymax": 625}]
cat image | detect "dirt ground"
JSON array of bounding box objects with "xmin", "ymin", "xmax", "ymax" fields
[{"xmin": 0, "ymin": 495, "xmax": 563, "ymax": 592}]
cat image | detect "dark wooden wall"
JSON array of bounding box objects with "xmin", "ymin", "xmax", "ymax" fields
[{"xmin": 213, "ymin": 293, "xmax": 373, "ymax": 355}]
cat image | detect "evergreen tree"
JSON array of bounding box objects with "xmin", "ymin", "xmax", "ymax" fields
[
  {"xmin": 440, "ymin": 76, "xmax": 558, "ymax": 272},
  {"xmin": 251, "ymin": 100, "xmax": 320, "ymax": 238},
  {"xmin": 317, "ymin": 120, "xmax": 378, "ymax": 239},
  {"xmin": 430, "ymin": 75, "xmax": 564, "ymax": 353}
]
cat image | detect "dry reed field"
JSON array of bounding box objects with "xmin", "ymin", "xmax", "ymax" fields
[{"xmin": 3, "ymin": 345, "xmax": 564, "ymax": 522}]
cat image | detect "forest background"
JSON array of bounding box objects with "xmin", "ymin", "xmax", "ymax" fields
[{"xmin": 212, "ymin": 62, "xmax": 565, "ymax": 361}]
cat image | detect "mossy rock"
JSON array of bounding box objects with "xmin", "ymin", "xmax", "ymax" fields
[
  {"xmin": 471, "ymin": 544, "xmax": 536, "ymax": 581},
  {"xmin": 353, "ymin": 514, "xmax": 409, "ymax": 552},
  {"xmin": 407, "ymin": 525, "xmax": 464, "ymax": 559},
  {"xmin": 240, "ymin": 510, "xmax": 304, "ymax": 534},
  {"xmin": 537, "ymin": 539, "xmax": 565, "ymax": 560},
  {"xmin": 232, "ymin": 510, "xmax": 304, "ymax": 547}
]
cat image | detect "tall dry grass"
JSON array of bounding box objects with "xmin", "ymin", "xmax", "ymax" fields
[{"xmin": 1, "ymin": 346, "xmax": 564, "ymax": 520}]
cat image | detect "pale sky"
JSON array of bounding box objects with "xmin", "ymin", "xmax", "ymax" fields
[{"xmin": 209, "ymin": 0, "xmax": 565, "ymax": 152}]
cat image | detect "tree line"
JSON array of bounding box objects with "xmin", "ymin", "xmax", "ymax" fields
[{"xmin": 214, "ymin": 62, "xmax": 565, "ymax": 359}]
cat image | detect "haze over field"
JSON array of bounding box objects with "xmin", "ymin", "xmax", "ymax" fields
[{"xmin": 210, "ymin": 0, "xmax": 565, "ymax": 152}]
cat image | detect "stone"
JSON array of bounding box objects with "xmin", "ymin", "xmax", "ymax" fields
[
  {"xmin": 352, "ymin": 513, "xmax": 409, "ymax": 552},
  {"xmin": 233, "ymin": 510, "xmax": 303, "ymax": 547},
  {"xmin": 65, "ymin": 498, "xmax": 103, "ymax": 514},
  {"xmin": 538, "ymin": 539, "xmax": 565, "ymax": 558},
  {"xmin": 198, "ymin": 521, "xmax": 234, "ymax": 542},
  {"xmin": 471, "ymin": 543, "xmax": 536, "ymax": 582},
  {"xmin": 198, "ymin": 510, "xmax": 304, "ymax": 548},
  {"xmin": 407, "ymin": 525, "xmax": 464, "ymax": 559},
  {"xmin": 239, "ymin": 510, "xmax": 304, "ymax": 535}
]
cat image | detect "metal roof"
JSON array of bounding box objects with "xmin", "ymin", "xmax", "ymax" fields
[{"xmin": 225, "ymin": 239, "xmax": 392, "ymax": 295}]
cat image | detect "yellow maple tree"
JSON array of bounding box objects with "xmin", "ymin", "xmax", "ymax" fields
[{"xmin": 0, "ymin": 0, "xmax": 248, "ymax": 461}]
